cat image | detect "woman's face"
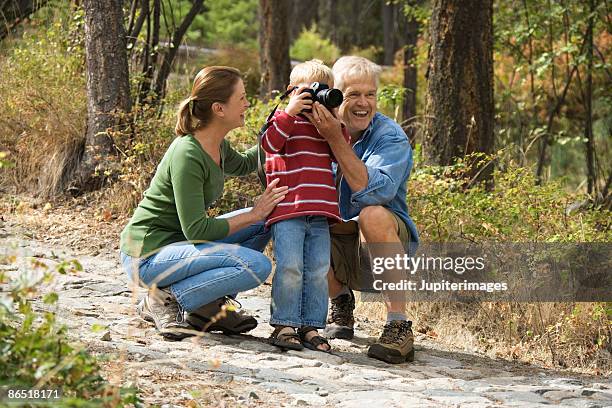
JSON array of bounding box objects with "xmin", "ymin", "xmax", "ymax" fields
[{"xmin": 220, "ymin": 79, "xmax": 250, "ymax": 129}]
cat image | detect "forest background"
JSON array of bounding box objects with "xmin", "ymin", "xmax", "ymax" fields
[{"xmin": 0, "ymin": 0, "xmax": 610, "ymax": 404}]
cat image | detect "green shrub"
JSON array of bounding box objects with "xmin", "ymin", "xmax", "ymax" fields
[
  {"xmin": 290, "ymin": 25, "xmax": 340, "ymax": 65},
  {"xmin": 0, "ymin": 255, "xmax": 140, "ymax": 407},
  {"xmin": 409, "ymin": 154, "xmax": 610, "ymax": 243}
]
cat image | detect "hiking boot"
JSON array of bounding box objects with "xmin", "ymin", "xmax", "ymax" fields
[
  {"xmin": 324, "ymin": 290, "xmax": 355, "ymax": 339},
  {"xmin": 186, "ymin": 296, "xmax": 258, "ymax": 335},
  {"xmin": 137, "ymin": 287, "xmax": 193, "ymax": 341},
  {"xmin": 367, "ymin": 320, "xmax": 415, "ymax": 364}
]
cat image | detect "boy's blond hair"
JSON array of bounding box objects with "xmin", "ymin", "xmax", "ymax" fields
[{"xmin": 289, "ymin": 59, "xmax": 334, "ymax": 86}]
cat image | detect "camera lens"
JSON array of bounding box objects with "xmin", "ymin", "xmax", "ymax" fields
[{"xmin": 317, "ymin": 88, "xmax": 343, "ymax": 109}]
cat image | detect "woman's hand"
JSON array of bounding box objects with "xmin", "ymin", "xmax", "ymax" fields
[
  {"xmin": 284, "ymin": 86, "xmax": 313, "ymax": 117},
  {"xmin": 250, "ymin": 178, "xmax": 288, "ymax": 221},
  {"xmin": 303, "ymin": 102, "xmax": 344, "ymax": 143}
]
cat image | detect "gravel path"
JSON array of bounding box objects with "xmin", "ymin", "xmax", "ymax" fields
[{"xmin": 3, "ymin": 234, "xmax": 611, "ymax": 408}]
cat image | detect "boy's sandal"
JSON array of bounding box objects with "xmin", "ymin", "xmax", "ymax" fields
[
  {"xmin": 298, "ymin": 326, "xmax": 332, "ymax": 353},
  {"xmin": 270, "ymin": 326, "xmax": 304, "ymax": 351}
]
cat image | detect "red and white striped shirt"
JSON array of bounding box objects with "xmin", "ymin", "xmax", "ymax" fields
[{"xmin": 261, "ymin": 111, "xmax": 349, "ymax": 227}]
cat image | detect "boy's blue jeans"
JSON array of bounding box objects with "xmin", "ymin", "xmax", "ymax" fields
[
  {"xmin": 270, "ymin": 216, "xmax": 330, "ymax": 328},
  {"xmin": 120, "ymin": 208, "xmax": 272, "ymax": 312}
]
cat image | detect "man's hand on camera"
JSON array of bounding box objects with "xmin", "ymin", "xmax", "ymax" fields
[
  {"xmin": 285, "ymin": 86, "xmax": 312, "ymax": 117},
  {"xmin": 304, "ymin": 102, "xmax": 344, "ymax": 143}
]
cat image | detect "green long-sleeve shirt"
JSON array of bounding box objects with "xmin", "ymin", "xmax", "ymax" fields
[{"xmin": 120, "ymin": 134, "xmax": 258, "ymax": 257}]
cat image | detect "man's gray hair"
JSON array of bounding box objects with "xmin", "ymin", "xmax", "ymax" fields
[{"xmin": 332, "ymin": 56, "xmax": 382, "ymax": 92}]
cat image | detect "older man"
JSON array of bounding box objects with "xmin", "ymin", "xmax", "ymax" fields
[{"xmin": 304, "ymin": 56, "xmax": 419, "ymax": 364}]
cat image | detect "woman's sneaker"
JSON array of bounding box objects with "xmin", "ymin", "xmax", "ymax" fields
[
  {"xmin": 324, "ymin": 290, "xmax": 355, "ymax": 339},
  {"xmin": 137, "ymin": 287, "xmax": 194, "ymax": 341},
  {"xmin": 367, "ymin": 320, "xmax": 415, "ymax": 364},
  {"xmin": 186, "ymin": 297, "xmax": 258, "ymax": 335}
]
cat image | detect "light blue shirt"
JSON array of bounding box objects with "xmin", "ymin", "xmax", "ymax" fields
[{"xmin": 334, "ymin": 112, "xmax": 419, "ymax": 248}]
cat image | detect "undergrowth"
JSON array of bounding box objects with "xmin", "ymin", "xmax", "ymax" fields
[{"xmin": 0, "ymin": 253, "xmax": 141, "ymax": 407}]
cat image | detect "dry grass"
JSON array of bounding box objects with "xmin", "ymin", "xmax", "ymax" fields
[
  {"xmin": 356, "ymin": 292, "xmax": 611, "ymax": 375},
  {"xmin": 0, "ymin": 23, "xmax": 86, "ymax": 198}
]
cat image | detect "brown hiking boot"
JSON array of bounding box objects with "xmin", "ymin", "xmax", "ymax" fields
[
  {"xmin": 367, "ymin": 320, "xmax": 415, "ymax": 364},
  {"xmin": 137, "ymin": 287, "xmax": 193, "ymax": 341},
  {"xmin": 186, "ymin": 296, "xmax": 258, "ymax": 335},
  {"xmin": 324, "ymin": 290, "xmax": 355, "ymax": 339}
]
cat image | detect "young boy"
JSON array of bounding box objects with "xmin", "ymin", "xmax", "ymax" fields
[{"xmin": 261, "ymin": 60, "xmax": 349, "ymax": 352}]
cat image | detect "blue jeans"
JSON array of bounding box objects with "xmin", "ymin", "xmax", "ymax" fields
[
  {"xmin": 270, "ymin": 216, "xmax": 330, "ymax": 328},
  {"xmin": 120, "ymin": 208, "xmax": 272, "ymax": 312}
]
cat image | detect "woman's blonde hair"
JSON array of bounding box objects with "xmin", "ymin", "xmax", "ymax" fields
[
  {"xmin": 289, "ymin": 59, "xmax": 334, "ymax": 86},
  {"xmin": 332, "ymin": 56, "xmax": 382, "ymax": 92},
  {"xmin": 175, "ymin": 66, "xmax": 242, "ymax": 136}
]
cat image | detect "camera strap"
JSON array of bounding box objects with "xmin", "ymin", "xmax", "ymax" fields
[{"xmin": 256, "ymin": 87, "xmax": 297, "ymax": 187}]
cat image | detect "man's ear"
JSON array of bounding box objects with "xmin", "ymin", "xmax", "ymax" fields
[
  {"xmin": 212, "ymin": 102, "xmax": 224, "ymax": 117},
  {"xmin": 286, "ymin": 84, "xmax": 293, "ymax": 91}
]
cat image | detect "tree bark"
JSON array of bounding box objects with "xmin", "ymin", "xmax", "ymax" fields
[
  {"xmin": 584, "ymin": 0, "xmax": 596, "ymax": 195},
  {"xmin": 77, "ymin": 0, "xmax": 131, "ymax": 192},
  {"xmin": 401, "ymin": 8, "xmax": 419, "ymax": 143},
  {"xmin": 127, "ymin": 0, "xmax": 147, "ymax": 54},
  {"xmin": 152, "ymin": 0, "xmax": 204, "ymax": 102},
  {"xmin": 424, "ymin": 0, "xmax": 495, "ymax": 182},
  {"xmin": 0, "ymin": 0, "xmax": 48, "ymax": 39},
  {"xmin": 289, "ymin": 0, "xmax": 318, "ymax": 42},
  {"xmin": 382, "ymin": 1, "xmax": 395, "ymax": 65},
  {"xmin": 139, "ymin": 0, "xmax": 161, "ymax": 103},
  {"xmin": 259, "ymin": 0, "xmax": 291, "ymax": 99}
]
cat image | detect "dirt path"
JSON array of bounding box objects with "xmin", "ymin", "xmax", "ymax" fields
[{"xmin": 1, "ymin": 209, "xmax": 611, "ymax": 407}]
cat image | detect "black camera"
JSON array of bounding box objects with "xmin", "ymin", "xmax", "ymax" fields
[{"xmin": 300, "ymin": 82, "xmax": 343, "ymax": 112}]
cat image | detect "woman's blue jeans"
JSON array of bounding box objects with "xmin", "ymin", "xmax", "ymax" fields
[
  {"xmin": 270, "ymin": 216, "xmax": 330, "ymax": 328},
  {"xmin": 120, "ymin": 208, "xmax": 272, "ymax": 312}
]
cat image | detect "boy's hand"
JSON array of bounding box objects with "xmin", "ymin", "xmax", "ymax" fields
[{"xmin": 284, "ymin": 86, "xmax": 313, "ymax": 117}]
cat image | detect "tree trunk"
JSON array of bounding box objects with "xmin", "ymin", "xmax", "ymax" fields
[
  {"xmin": 152, "ymin": 0, "xmax": 204, "ymax": 102},
  {"xmin": 77, "ymin": 0, "xmax": 131, "ymax": 192},
  {"xmin": 382, "ymin": 1, "xmax": 395, "ymax": 65},
  {"xmin": 424, "ymin": 0, "xmax": 495, "ymax": 182},
  {"xmin": 289, "ymin": 0, "xmax": 318, "ymax": 42},
  {"xmin": 138, "ymin": 0, "xmax": 160, "ymax": 103},
  {"xmin": 401, "ymin": 8, "xmax": 419, "ymax": 143},
  {"xmin": 259, "ymin": 0, "xmax": 290, "ymax": 99},
  {"xmin": 584, "ymin": 0, "xmax": 596, "ymax": 195},
  {"xmin": 127, "ymin": 0, "xmax": 147, "ymax": 54},
  {"xmin": 0, "ymin": 0, "xmax": 48, "ymax": 39}
]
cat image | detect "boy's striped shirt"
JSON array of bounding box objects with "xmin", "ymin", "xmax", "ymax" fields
[{"xmin": 261, "ymin": 111, "xmax": 349, "ymax": 227}]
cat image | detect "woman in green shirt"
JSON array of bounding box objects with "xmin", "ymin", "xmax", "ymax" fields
[{"xmin": 120, "ymin": 66, "xmax": 287, "ymax": 340}]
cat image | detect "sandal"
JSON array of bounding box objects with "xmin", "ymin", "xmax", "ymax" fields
[
  {"xmin": 299, "ymin": 326, "xmax": 332, "ymax": 353},
  {"xmin": 270, "ymin": 326, "xmax": 304, "ymax": 351}
]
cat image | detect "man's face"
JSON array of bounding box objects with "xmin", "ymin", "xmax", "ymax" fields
[{"xmin": 338, "ymin": 77, "xmax": 377, "ymax": 136}]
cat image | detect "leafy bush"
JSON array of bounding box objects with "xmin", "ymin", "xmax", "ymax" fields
[
  {"xmin": 290, "ymin": 25, "xmax": 340, "ymax": 65},
  {"xmin": 409, "ymin": 154, "xmax": 610, "ymax": 243},
  {"xmin": 199, "ymin": 0, "xmax": 258, "ymax": 48},
  {"xmin": 0, "ymin": 255, "xmax": 140, "ymax": 407}
]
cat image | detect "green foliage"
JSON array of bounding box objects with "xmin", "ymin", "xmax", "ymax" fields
[
  {"xmin": 377, "ymin": 84, "xmax": 407, "ymax": 122},
  {"xmin": 158, "ymin": 0, "xmax": 258, "ymax": 47},
  {"xmin": 0, "ymin": 255, "xmax": 140, "ymax": 407},
  {"xmin": 290, "ymin": 25, "xmax": 340, "ymax": 65},
  {"xmin": 199, "ymin": 0, "xmax": 258, "ymax": 47},
  {"xmin": 410, "ymin": 153, "xmax": 610, "ymax": 242},
  {"xmin": 0, "ymin": 152, "xmax": 13, "ymax": 169},
  {"xmin": 493, "ymin": 0, "xmax": 611, "ymax": 186}
]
